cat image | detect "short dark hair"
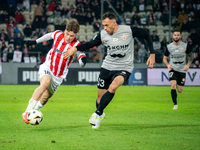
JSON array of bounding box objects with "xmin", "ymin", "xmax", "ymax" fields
[
  {"xmin": 66, "ymin": 21, "xmax": 80, "ymax": 34},
  {"xmin": 103, "ymin": 12, "xmax": 117, "ymax": 20},
  {"xmin": 173, "ymin": 28, "xmax": 181, "ymax": 34}
]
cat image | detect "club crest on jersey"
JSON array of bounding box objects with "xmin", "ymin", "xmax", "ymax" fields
[
  {"xmin": 122, "ymin": 35, "xmax": 127, "ymax": 41},
  {"xmin": 180, "ymin": 49, "xmax": 184, "ymax": 52},
  {"xmin": 113, "ymin": 38, "xmax": 118, "ymax": 41}
]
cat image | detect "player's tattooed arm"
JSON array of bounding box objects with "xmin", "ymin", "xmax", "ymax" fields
[
  {"xmin": 187, "ymin": 52, "xmax": 193, "ymax": 63},
  {"xmin": 184, "ymin": 52, "xmax": 193, "ymax": 71}
]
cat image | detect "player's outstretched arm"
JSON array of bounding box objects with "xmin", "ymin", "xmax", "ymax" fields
[
  {"xmin": 64, "ymin": 32, "xmax": 102, "ymax": 59},
  {"xmin": 26, "ymin": 33, "xmax": 52, "ymax": 47},
  {"xmin": 63, "ymin": 47, "xmax": 77, "ymax": 59},
  {"xmin": 146, "ymin": 54, "xmax": 155, "ymax": 69},
  {"xmin": 130, "ymin": 27, "xmax": 155, "ymax": 68}
]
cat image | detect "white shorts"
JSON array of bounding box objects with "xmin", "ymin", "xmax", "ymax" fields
[{"xmin": 39, "ymin": 63, "xmax": 63, "ymax": 94}]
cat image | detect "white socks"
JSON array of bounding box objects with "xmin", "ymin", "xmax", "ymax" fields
[
  {"xmin": 26, "ymin": 98, "xmax": 38, "ymax": 111},
  {"xmin": 34, "ymin": 101, "xmax": 45, "ymax": 110},
  {"xmin": 25, "ymin": 98, "xmax": 45, "ymax": 111}
]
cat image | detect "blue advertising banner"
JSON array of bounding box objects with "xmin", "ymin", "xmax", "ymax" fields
[{"xmin": 129, "ymin": 68, "xmax": 147, "ymax": 85}]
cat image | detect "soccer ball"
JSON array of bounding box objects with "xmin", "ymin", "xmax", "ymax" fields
[{"xmin": 27, "ymin": 109, "xmax": 43, "ymax": 125}]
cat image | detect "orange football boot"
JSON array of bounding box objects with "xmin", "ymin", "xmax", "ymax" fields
[{"xmin": 22, "ymin": 112, "xmax": 29, "ymax": 124}]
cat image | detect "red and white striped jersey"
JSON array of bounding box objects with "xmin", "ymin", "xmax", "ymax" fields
[{"xmin": 44, "ymin": 30, "xmax": 82, "ymax": 78}]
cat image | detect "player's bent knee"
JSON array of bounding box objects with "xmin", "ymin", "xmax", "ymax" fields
[
  {"xmin": 45, "ymin": 79, "xmax": 51, "ymax": 85},
  {"xmin": 178, "ymin": 89, "xmax": 183, "ymax": 93},
  {"xmin": 109, "ymin": 85, "xmax": 118, "ymax": 93},
  {"xmin": 171, "ymin": 86, "xmax": 176, "ymax": 90},
  {"xmin": 41, "ymin": 81, "xmax": 50, "ymax": 89}
]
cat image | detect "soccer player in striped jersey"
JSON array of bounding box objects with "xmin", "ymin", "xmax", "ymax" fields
[
  {"xmin": 163, "ymin": 28, "xmax": 193, "ymax": 110},
  {"xmin": 64, "ymin": 12, "xmax": 155, "ymax": 129},
  {"xmin": 22, "ymin": 21, "xmax": 87, "ymax": 124}
]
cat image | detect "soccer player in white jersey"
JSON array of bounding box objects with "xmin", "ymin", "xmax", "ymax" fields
[
  {"xmin": 64, "ymin": 12, "xmax": 155, "ymax": 129},
  {"xmin": 163, "ymin": 28, "xmax": 193, "ymax": 110},
  {"xmin": 22, "ymin": 21, "xmax": 87, "ymax": 124}
]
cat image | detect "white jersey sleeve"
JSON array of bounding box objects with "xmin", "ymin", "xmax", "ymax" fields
[{"xmin": 36, "ymin": 33, "xmax": 53, "ymax": 43}]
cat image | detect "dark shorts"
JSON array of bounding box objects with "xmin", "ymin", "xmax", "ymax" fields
[
  {"xmin": 97, "ymin": 68, "xmax": 131, "ymax": 89},
  {"xmin": 169, "ymin": 70, "xmax": 186, "ymax": 86}
]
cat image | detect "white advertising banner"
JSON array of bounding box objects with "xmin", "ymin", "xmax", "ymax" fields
[{"xmin": 147, "ymin": 68, "xmax": 200, "ymax": 86}]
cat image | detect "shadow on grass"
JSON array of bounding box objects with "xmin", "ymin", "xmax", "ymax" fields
[
  {"xmin": 104, "ymin": 123, "xmax": 200, "ymax": 130},
  {"xmin": 29, "ymin": 125, "xmax": 90, "ymax": 131}
]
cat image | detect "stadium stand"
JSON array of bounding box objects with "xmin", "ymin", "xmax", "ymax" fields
[{"xmin": 0, "ymin": 0, "xmax": 199, "ymax": 64}]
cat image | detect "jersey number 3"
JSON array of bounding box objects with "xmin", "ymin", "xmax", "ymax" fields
[{"xmin": 97, "ymin": 78, "xmax": 105, "ymax": 87}]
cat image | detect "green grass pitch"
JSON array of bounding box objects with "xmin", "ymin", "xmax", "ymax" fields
[{"xmin": 0, "ymin": 85, "xmax": 200, "ymax": 150}]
